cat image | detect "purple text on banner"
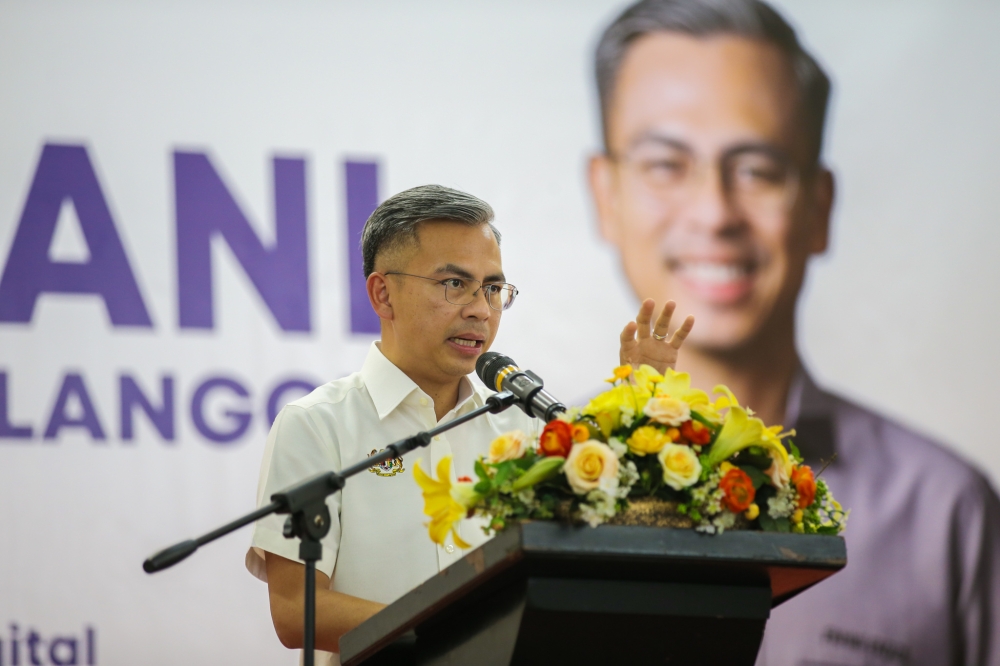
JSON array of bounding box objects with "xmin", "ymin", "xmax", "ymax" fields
[
  {"xmin": 0, "ymin": 144, "xmax": 152, "ymax": 327},
  {"xmin": 175, "ymin": 152, "xmax": 311, "ymax": 332},
  {"xmin": 345, "ymin": 161, "xmax": 381, "ymax": 335}
]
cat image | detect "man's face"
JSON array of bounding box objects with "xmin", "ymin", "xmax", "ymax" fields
[
  {"xmin": 381, "ymin": 221, "xmax": 505, "ymax": 383},
  {"xmin": 590, "ymin": 34, "xmax": 831, "ymax": 352}
]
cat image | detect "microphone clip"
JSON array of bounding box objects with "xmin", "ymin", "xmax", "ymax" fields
[{"xmin": 485, "ymin": 390, "xmax": 518, "ymax": 413}]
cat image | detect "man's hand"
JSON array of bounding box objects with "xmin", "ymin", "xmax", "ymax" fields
[{"xmin": 619, "ymin": 299, "xmax": 695, "ymax": 375}]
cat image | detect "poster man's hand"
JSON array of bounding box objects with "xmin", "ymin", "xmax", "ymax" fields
[{"xmin": 619, "ymin": 299, "xmax": 695, "ymax": 375}]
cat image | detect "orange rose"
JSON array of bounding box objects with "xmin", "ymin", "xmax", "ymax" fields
[
  {"xmin": 791, "ymin": 465, "xmax": 817, "ymax": 509},
  {"xmin": 680, "ymin": 419, "xmax": 712, "ymax": 445},
  {"xmin": 539, "ymin": 420, "xmax": 573, "ymax": 457},
  {"xmin": 571, "ymin": 423, "xmax": 591, "ymax": 443},
  {"xmin": 719, "ymin": 468, "xmax": 756, "ymax": 513}
]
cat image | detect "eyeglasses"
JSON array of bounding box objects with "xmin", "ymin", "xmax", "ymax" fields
[
  {"xmin": 384, "ymin": 272, "xmax": 519, "ymax": 311},
  {"xmin": 607, "ymin": 139, "xmax": 804, "ymax": 217}
]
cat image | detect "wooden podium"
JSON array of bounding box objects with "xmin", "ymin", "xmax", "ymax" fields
[{"xmin": 341, "ymin": 522, "xmax": 846, "ymax": 665}]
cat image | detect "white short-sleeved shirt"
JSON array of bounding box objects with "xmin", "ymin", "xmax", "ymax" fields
[{"xmin": 246, "ymin": 342, "xmax": 537, "ymax": 662}]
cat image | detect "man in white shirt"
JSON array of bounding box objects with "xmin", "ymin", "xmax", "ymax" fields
[{"xmin": 246, "ymin": 184, "xmax": 692, "ymax": 662}]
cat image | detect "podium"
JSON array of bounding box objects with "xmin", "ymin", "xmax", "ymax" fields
[{"xmin": 341, "ymin": 522, "xmax": 846, "ymax": 665}]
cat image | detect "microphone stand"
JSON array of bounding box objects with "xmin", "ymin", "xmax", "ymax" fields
[{"xmin": 142, "ymin": 390, "xmax": 518, "ymax": 666}]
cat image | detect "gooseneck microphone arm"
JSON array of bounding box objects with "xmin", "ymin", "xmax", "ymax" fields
[
  {"xmin": 476, "ymin": 351, "xmax": 567, "ymax": 422},
  {"xmin": 142, "ymin": 389, "xmax": 518, "ymax": 666}
]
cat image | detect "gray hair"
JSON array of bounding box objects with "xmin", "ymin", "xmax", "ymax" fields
[
  {"xmin": 361, "ymin": 184, "xmax": 500, "ymax": 277},
  {"xmin": 595, "ymin": 0, "xmax": 831, "ymax": 164}
]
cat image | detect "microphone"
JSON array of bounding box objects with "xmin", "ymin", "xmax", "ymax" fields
[{"xmin": 476, "ymin": 352, "xmax": 566, "ymax": 422}]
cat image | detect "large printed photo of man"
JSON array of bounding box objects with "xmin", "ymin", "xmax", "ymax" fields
[{"xmin": 587, "ymin": 1, "xmax": 1000, "ymax": 664}]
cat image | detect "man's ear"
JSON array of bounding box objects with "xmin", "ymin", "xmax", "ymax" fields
[
  {"xmin": 808, "ymin": 167, "xmax": 834, "ymax": 255},
  {"xmin": 366, "ymin": 272, "xmax": 393, "ymax": 319},
  {"xmin": 588, "ymin": 153, "xmax": 622, "ymax": 246}
]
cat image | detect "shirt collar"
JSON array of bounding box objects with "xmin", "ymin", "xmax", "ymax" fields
[
  {"xmin": 784, "ymin": 365, "xmax": 836, "ymax": 425},
  {"xmin": 360, "ymin": 342, "xmax": 481, "ymax": 420},
  {"xmin": 784, "ymin": 365, "xmax": 838, "ymax": 463}
]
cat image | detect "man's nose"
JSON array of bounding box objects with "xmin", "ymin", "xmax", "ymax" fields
[
  {"xmin": 462, "ymin": 287, "xmax": 493, "ymax": 319},
  {"xmin": 682, "ymin": 165, "xmax": 743, "ymax": 235}
]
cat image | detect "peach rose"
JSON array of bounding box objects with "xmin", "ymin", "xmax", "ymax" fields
[
  {"xmin": 488, "ymin": 430, "xmax": 529, "ymax": 463},
  {"xmin": 564, "ymin": 440, "xmax": 619, "ymax": 495},
  {"xmin": 643, "ymin": 395, "xmax": 691, "ymax": 427}
]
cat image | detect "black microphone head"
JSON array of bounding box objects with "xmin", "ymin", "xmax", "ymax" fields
[{"xmin": 476, "ymin": 351, "xmax": 517, "ymax": 391}]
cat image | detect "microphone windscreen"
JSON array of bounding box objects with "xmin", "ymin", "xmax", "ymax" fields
[{"xmin": 476, "ymin": 351, "xmax": 516, "ymax": 390}]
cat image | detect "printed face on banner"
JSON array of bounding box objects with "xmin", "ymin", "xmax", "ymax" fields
[
  {"xmin": 590, "ymin": 34, "xmax": 831, "ymax": 352},
  {"xmin": 373, "ymin": 221, "xmax": 504, "ymax": 386}
]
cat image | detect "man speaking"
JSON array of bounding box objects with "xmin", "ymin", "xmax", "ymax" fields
[
  {"xmin": 244, "ymin": 184, "xmax": 691, "ymax": 663},
  {"xmin": 588, "ymin": 0, "xmax": 1000, "ymax": 664}
]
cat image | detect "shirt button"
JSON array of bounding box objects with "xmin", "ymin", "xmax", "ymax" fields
[
  {"xmin": 445, "ymin": 544, "xmax": 455, "ymax": 554},
  {"xmin": 420, "ymin": 398, "xmax": 429, "ymax": 406}
]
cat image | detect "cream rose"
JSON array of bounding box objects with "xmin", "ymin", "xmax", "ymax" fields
[
  {"xmin": 564, "ymin": 440, "xmax": 619, "ymax": 495},
  {"xmin": 487, "ymin": 430, "xmax": 529, "ymax": 463},
  {"xmin": 658, "ymin": 443, "xmax": 702, "ymax": 490},
  {"xmin": 643, "ymin": 395, "xmax": 691, "ymax": 426}
]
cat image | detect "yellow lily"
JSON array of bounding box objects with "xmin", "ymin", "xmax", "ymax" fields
[
  {"xmin": 583, "ymin": 383, "xmax": 652, "ymax": 437},
  {"xmin": 654, "ymin": 369, "xmax": 721, "ymax": 424},
  {"xmin": 412, "ymin": 456, "xmax": 474, "ymax": 549},
  {"xmin": 704, "ymin": 404, "xmax": 792, "ymax": 485},
  {"xmin": 632, "ymin": 364, "xmax": 664, "ymax": 391}
]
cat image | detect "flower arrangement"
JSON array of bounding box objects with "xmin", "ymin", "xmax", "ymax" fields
[{"xmin": 414, "ymin": 365, "xmax": 847, "ymax": 549}]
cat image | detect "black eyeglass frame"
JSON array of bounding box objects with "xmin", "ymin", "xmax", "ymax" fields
[{"xmin": 383, "ymin": 271, "xmax": 519, "ymax": 311}]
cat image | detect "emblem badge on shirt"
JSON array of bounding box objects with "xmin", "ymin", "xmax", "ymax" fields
[{"xmin": 368, "ymin": 449, "xmax": 405, "ymax": 477}]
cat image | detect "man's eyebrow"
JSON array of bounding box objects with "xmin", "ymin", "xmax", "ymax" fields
[
  {"xmin": 435, "ymin": 264, "xmax": 506, "ymax": 283},
  {"xmin": 627, "ymin": 133, "xmax": 692, "ymax": 154},
  {"xmin": 627, "ymin": 134, "xmax": 795, "ymax": 165},
  {"xmin": 721, "ymin": 141, "xmax": 794, "ymax": 163}
]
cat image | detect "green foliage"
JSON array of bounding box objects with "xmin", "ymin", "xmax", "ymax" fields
[
  {"xmin": 511, "ymin": 456, "xmax": 565, "ymax": 491},
  {"xmin": 737, "ymin": 464, "xmax": 769, "ymax": 490},
  {"xmin": 758, "ymin": 514, "xmax": 791, "ymax": 533}
]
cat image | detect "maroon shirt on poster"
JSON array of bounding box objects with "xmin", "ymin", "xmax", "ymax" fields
[{"xmin": 756, "ymin": 371, "xmax": 1000, "ymax": 666}]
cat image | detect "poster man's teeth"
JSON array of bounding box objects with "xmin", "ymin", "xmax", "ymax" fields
[
  {"xmin": 681, "ymin": 263, "xmax": 748, "ymax": 284},
  {"xmin": 452, "ymin": 338, "xmax": 477, "ymax": 347}
]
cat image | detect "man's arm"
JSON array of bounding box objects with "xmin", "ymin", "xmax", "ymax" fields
[{"xmin": 265, "ymin": 551, "xmax": 386, "ymax": 653}]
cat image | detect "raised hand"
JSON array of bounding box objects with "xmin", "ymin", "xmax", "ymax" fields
[{"xmin": 619, "ymin": 299, "xmax": 695, "ymax": 374}]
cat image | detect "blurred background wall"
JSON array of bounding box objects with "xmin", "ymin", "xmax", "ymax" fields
[{"xmin": 1, "ymin": 1, "xmax": 998, "ymax": 663}]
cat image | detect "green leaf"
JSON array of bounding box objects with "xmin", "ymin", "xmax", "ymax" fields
[
  {"xmin": 689, "ymin": 410, "xmax": 719, "ymax": 431},
  {"xmin": 787, "ymin": 439, "xmax": 803, "ymax": 463},
  {"xmin": 513, "ymin": 455, "xmax": 536, "ymax": 471},
  {"xmin": 474, "ymin": 480, "xmax": 492, "ymax": 494},
  {"xmin": 511, "ymin": 456, "xmax": 565, "ymax": 491},
  {"xmin": 474, "ymin": 459, "xmax": 489, "ymax": 481},
  {"xmin": 737, "ymin": 464, "xmax": 769, "ymax": 490},
  {"xmin": 493, "ymin": 461, "xmax": 515, "ymax": 487}
]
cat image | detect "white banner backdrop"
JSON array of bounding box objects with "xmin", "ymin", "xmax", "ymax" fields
[{"xmin": 1, "ymin": 1, "xmax": 998, "ymax": 664}]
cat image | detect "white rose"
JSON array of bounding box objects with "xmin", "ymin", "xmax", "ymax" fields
[{"xmin": 643, "ymin": 396, "xmax": 691, "ymax": 427}]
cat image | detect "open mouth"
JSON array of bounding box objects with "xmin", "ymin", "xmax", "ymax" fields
[
  {"xmin": 447, "ymin": 336, "xmax": 485, "ymax": 354},
  {"xmin": 668, "ymin": 259, "xmax": 756, "ymax": 304}
]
